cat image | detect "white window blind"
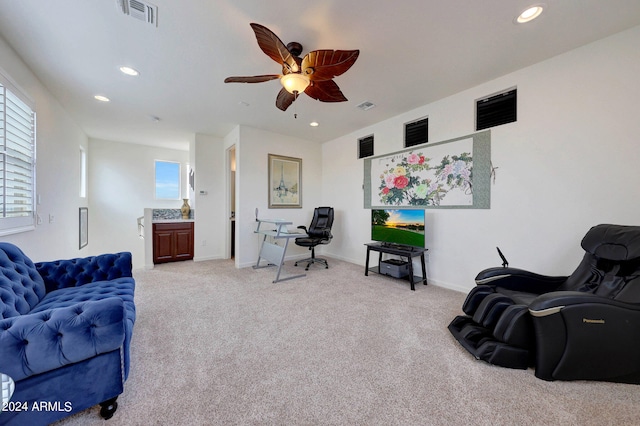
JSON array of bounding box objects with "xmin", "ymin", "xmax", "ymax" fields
[{"xmin": 0, "ymin": 75, "xmax": 36, "ymax": 235}]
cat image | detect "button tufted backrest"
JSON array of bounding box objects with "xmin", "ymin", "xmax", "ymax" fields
[
  {"xmin": 0, "ymin": 243, "xmax": 47, "ymax": 319},
  {"xmin": 35, "ymin": 252, "xmax": 132, "ymax": 293}
]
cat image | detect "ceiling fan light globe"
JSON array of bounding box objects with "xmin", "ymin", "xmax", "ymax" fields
[{"xmin": 281, "ymin": 73, "xmax": 310, "ymax": 94}]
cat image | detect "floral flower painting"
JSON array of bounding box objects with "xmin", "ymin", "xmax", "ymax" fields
[{"xmin": 371, "ymin": 137, "xmax": 474, "ymax": 206}]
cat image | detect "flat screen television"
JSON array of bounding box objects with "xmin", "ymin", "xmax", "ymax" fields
[{"xmin": 371, "ymin": 209, "xmax": 425, "ymax": 249}]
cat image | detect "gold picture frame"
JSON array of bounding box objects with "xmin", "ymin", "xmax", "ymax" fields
[{"xmin": 268, "ymin": 154, "xmax": 302, "ymax": 209}]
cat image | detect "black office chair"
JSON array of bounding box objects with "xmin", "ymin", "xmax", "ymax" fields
[
  {"xmin": 448, "ymin": 224, "xmax": 640, "ymax": 383},
  {"xmin": 294, "ymin": 207, "xmax": 334, "ymax": 271}
]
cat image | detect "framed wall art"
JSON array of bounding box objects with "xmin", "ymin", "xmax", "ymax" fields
[
  {"xmin": 268, "ymin": 154, "xmax": 302, "ymax": 209},
  {"xmin": 364, "ymin": 130, "xmax": 491, "ymax": 209},
  {"xmin": 79, "ymin": 207, "xmax": 88, "ymax": 249}
]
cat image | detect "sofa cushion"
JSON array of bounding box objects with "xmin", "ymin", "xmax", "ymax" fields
[
  {"xmin": 30, "ymin": 278, "xmax": 136, "ymax": 325},
  {"xmin": 36, "ymin": 252, "xmax": 133, "ymax": 292},
  {"xmin": 0, "ymin": 243, "xmax": 46, "ymax": 319}
]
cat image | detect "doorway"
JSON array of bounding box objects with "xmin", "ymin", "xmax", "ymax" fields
[{"xmin": 228, "ymin": 146, "xmax": 236, "ymax": 259}]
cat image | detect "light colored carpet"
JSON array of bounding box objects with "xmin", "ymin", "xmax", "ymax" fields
[{"xmin": 55, "ymin": 258, "xmax": 640, "ymax": 425}]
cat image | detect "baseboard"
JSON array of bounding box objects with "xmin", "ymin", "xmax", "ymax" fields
[
  {"xmin": 426, "ymin": 278, "xmax": 468, "ymax": 293},
  {"xmin": 194, "ymin": 255, "xmax": 225, "ymax": 262}
]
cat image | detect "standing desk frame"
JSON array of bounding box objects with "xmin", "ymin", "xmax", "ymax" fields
[{"xmin": 254, "ymin": 219, "xmax": 307, "ymax": 283}]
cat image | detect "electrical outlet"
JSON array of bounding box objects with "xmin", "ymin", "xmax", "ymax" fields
[
  {"xmin": 49, "ymin": 214, "xmax": 55, "ymax": 224},
  {"xmin": 202, "ymin": 240, "xmax": 207, "ymax": 246},
  {"xmin": 424, "ymin": 253, "xmax": 430, "ymax": 263}
]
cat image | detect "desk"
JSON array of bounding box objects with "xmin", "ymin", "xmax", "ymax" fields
[
  {"xmin": 254, "ymin": 219, "xmax": 307, "ymax": 283},
  {"xmin": 365, "ymin": 242, "xmax": 428, "ymax": 291}
]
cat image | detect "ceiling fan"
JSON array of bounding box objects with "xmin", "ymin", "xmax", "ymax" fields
[{"xmin": 224, "ymin": 23, "xmax": 359, "ymax": 112}]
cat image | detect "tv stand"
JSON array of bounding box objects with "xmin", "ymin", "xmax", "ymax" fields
[
  {"xmin": 380, "ymin": 242, "xmax": 417, "ymax": 252},
  {"xmin": 364, "ymin": 242, "xmax": 428, "ymax": 291}
]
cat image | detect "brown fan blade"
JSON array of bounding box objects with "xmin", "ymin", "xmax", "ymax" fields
[
  {"xmin": 301, "ymin": 50, "xmax": 359, "ymax": 81},
  {"xmin": 304, "ymin": 80, "xmax": 348, "ymax": 103},
  {"xmin": 224, "ymin": 75, "xmax": 281, "ymax": 83},
  {"xmin": 250, "ymin": 23, "xmax": 299, "ymax": 73},
  {"xmin": 276, "ymin": 87, "xmax": 297, "ymax": 111}
]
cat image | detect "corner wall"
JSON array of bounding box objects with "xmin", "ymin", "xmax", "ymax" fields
[
  {"xmin": 234, "ymin": 126, "xmax": 323, "ymax": 268},
  {"xmin": 88, "ymin": 138, "xmax": 189, "ymax": 270},
  {"xmin": 0, "ymin": 34, "xmax": 89, "ymax": 262},
  {"xmin": 322, "ymin": 25, "xmax": 640, "ymax": 292}
]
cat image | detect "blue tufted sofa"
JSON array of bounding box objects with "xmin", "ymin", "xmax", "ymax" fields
[{"xmin": 0, "ymin": 243, "xmax": 135, "ymax": 426}]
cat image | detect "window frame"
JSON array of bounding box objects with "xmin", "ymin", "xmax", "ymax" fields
[
  {"xmin": 79, "ymin": 146, "xmax": 87, "ymax": 198},
  {"xmin": 404, "ymin": 116, "xmax": 429, "ymax": 148},
  {"xmin": 154, "ymin": 159, "xmax": 182, "ymax": 200},
  {"xmin": 358, "ymin": 134, "xmax": 374, "ymax": 159},
  {"xmin": 0, "ymin": 67, "xmax": 36, "ymax": 236}
]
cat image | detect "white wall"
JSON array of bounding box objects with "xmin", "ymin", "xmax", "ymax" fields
[
  {"xmin": 88, "ymin": 138, "xmax": 189, "ymax": 269},
  {"xmin": 322, "ymin": 25, "xmax": 640, "ymax": 292},
  {"xmin": 192, "ymin": 133, "xmax": 226, "ymax": 261},
  {"xmin": 234, "ymin": 126, "xmax": 323, "ymax": 268},
  {"xmin": 0, "ymin": 34, "xmax": 89, "ymax": 262}
]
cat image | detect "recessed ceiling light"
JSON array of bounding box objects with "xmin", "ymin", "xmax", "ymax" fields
[
  {"xmin": 516, "ymin": 4, "xmax": 545, "ymax": 23},
  {"xmin": 310, "ymin": 121, "xmax": 319, "ymax": 127},
  {"xmin": 94, "ymin": 95, "xmax": 110, "ymax": 102},
  {"xmin": 119, "ymin": 66, "xmax": 140, "ymax": 76}
]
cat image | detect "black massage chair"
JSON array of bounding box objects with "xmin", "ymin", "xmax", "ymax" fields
[{"xmin": 448, "ymin": 224, "xmax": 640, "ymax": 383}]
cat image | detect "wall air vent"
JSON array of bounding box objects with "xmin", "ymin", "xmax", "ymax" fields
[{"xmin": 117, "ymin": 0, "xmax": 158, "ymax": 26}]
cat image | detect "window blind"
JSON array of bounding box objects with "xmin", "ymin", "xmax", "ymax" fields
[
  {"xmin": 358, "ymin": 135, "xmax": 374, "ymax": 159},
  {"xmin": 405, "ymin": 117, "xmax": 428, "ymax": 147},
  {"xmin": 0, "ymin": 79, "xmax": 36, "ymax": 234},
  {"xmin": 476, "ymin": 89, "xmax": 517, "ymax": 130}
]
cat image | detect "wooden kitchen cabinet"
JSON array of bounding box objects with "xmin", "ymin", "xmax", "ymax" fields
[{"xmin": 153, "ymin": 222, "xmax": 194, "ymax": 264}]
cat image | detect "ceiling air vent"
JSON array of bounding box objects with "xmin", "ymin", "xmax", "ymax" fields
[
  {"xmin": 356, "ymin": 101, "xmax": 376, "ymax": 111},
  {"xmin": 117, "ymin": 0, "xmax": 158, "ymax": 26}
]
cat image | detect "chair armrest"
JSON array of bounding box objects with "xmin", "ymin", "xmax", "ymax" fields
[
  {"xmin": 529, "ymin": 291, "xmax": 640, "ymax": 381},
  {"xmin": 529, "ymin": 291, "xmax": 640, "ymax": 313},
  {"xmin": 36, "ymin": 252, "xmax": 132, "ymax": 292},
  {"xmin": 0, "ymin": 298, "xmax": 126, "ymax": 382},
  {"xmin": 297, "ymin": 225, "xmax": 308, "ymax": 232},
  {"xmin": 475, "ymin": 267, "xmax": 567, "ymax": 293}
]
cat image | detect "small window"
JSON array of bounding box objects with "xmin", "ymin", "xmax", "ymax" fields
[
  {"xmin": 404, "ymin": 117, "xmax": 428, "ymax": 147},
  {"xmin": 155, "ymin": 160, "xmax": 181, "ymax": 200},
  {"xmin": 476, "ymin": 88, "xmax": 517, "ymax": 130},
  {"xmin": 79, "ymin": 146, "xmax": 87, "ymax": 198},
  {"xmin": 358, "ymin": 135, "xmax": 374, "ymax": 159}
]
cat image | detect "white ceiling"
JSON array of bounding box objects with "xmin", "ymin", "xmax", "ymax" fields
[{"xmin": 1, "ymin": 0, "xmax": 639, "ymax": 150}]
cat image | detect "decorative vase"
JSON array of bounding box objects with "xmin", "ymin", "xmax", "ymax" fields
[{"xmin": 181, "ymin": 199, "xmax": 191, "ymax": 219}]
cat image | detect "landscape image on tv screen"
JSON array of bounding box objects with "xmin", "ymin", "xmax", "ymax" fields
[{"xmin": 371, "ymin": 209, "xmax": 425, "ymax": 248}]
